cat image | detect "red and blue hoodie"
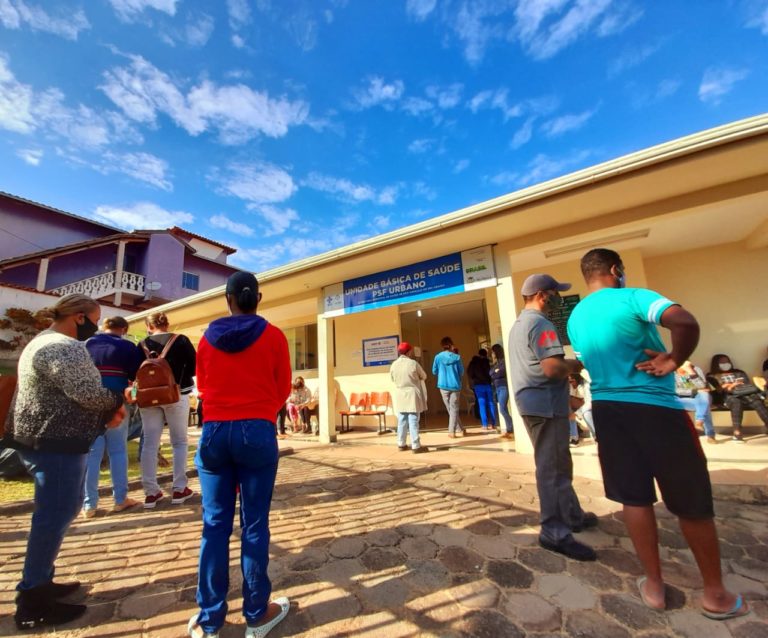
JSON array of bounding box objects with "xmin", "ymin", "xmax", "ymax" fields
[{"xmin": 196, "ymin": 314, "xmax": 292, "ymax": 423}]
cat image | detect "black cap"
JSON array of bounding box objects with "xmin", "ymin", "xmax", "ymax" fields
[
  {"xmin": 226, "ymin": 271, "xmax": 258, "ymax": 296},
  {"xmin": 521, "ymin": 273, "xmax": 571, "ymax": 296}
]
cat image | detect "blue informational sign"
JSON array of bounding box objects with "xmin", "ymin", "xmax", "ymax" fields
[
  {"xmin": 323, "ymin": 246, "xmax": 496, "ymax": 316},
  {"xmin": 344, "ymin": 253, "xmax": 464, "ymax": 313},
  {"xmin": 362, "ymin": 335, "xmax": 400, "ymax": 367}
]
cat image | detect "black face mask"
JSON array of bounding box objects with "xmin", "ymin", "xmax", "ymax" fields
[{"xmin": 77, "ymin": 316, "xmax": 99, "ymax": 341}]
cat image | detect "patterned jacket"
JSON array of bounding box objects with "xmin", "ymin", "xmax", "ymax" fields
[{"xmin": 12, "ymin": 330, "xmax": 123, "ymax": 454}]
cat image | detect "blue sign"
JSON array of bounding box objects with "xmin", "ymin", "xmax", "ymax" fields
[
  {"xmin": 344, "ymin": 253, "xmax": 464, "ymax": 313},
  {"xmin": 323, "ymin": 245, "xmax": 497, "ymax": 316}
]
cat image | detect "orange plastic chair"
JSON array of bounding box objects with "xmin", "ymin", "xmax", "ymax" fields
[
  {"xmin": 360, "ymin": 391, "xmax": 392, "ymax": 435},
  {"xmin": 338, "ymin": 392, "xmax": 369, "ymax": 432}
]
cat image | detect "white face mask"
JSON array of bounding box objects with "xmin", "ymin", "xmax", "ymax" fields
[{"xmin": 718, "ymin": 362, "xmax": 732, "ymax": 371}]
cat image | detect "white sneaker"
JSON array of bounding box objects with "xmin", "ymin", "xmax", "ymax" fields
[{"xmin": 244, "ymin": 597, "xmax": 290, "ymax": 637}]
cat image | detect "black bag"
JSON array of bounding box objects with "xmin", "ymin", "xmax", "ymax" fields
[{"xmin": 731, "ymin": 383, "xmax": 762, "ymax": 398}]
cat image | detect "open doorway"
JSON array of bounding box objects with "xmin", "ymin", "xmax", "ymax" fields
[{"xmin": 400, "ymin": 295, "xmax": 491, "ymax": 430}]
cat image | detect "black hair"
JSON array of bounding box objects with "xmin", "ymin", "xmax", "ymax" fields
[
  {"xmin": 491, "ymin": 344, "xmax": 504, "ymax": 361},
  {"xmin": 478, "ymin": 348, "xmax": 487, "ymax": 357},
  {"xmin": 580, "ymin": 248, "xmax": 622, "ymax": 280},
  {"xmin": 226, "ymin": 271, "xmax": 259, "ymax": 313},
  {"xmin": 440, "ymin": 336, "xmax": 453, "ymax": 349},
  {"xmin": 709, "ymin": 353, "xmax": 732, "ymax": 375}
]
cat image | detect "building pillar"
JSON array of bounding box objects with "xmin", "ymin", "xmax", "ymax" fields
[
  {"xmin": 316, "ymin": 294, "xmax": 337, "ymax": 444},
  {"xmin": 493, "ymin": 249, "xmax": 534, "ymax": 455},
  {"xmin": 36, "ymin": 258, "xmax": 49, "ymax": 292},
  {"xmin": 114, "ymin": 240, "xmax": 127, "ymax": 307}
]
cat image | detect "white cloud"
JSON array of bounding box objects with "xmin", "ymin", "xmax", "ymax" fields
[
  {"xmin": 352, "ymin": 76, "xmax": 405, "ymax": 109},
  {"xmin": 489, "ymin": 170, "xmax": 519, "ymax": 187},
  {"xmin": 0, "ymin": 0, "xmax": 89, "ymax": 40},
  {"xmin": 0, "ymin": 55, "xmax": 141, "ymax": 148},
  {"xmin": 607, "ymin": 42, "xmax": 661, "ymax": 77},
  {"xmin": 213, "ymin": 162, "xmax": 296, "ymax": 205},
  {"xmin": 304, "ymin": 172, "xmax": 397, "ymax": 205},
  {"xmin": 452, "ymin": 1, "xmax": 509, "ymax": 65},
  {"xmin": 630, "ymin": 78, "xmax": 681, "ymax": 109},
  {"xmin": 17, "ymin": 148, "xmax": 42, "ymax": 165},
  {"xmin": 108, "ymin": 0, "xmax": 178, "ymax": 21},
  {"xmin": 210, "ymin": 214, "xmax": 254, "ymax": 237},
  {"xmin": 231, "ymin": 236, "xmax": 334, "ymax": 271},
  {"xmin": 698, "ymin": 67, "xmax": 750, "ymax": 104},
  {"xmin": 408, "ymin": 138, "xmax": 435, "ymax": 154},
  {"xmin": 467, "ymin": 88, "xmax": 522, "ymax": 120},
  {"xmin": 744, "ymin": 0, "xmax": 768, "ymax": 34},
  {"xmin": 101, "ymin": 55, "xmax": 309, "ymax": 144},
  {"xmin": 412, "ymin": 181, "xmax": 437, "ymax": 201},
  {"xmin": 251, "ymin": 205, "xmax": 299, "ymax": 236},
  {"xmin": 93, "ymin": 202, "xmax": 193, "ymax": 230},
  {"xmin": 453, "ymin": 159, "xmax": 470, "ymax": 174},
  {"xmin": 185, "ymin": 12, "xmax": 215, "ymax": 47},
  {"xmin": 541, "ymin": 106, "xmax": 597, "ymax": 136},
  {"xmin": 231, "ymin": 33, "xmax": 245, "ymax": 48},
  {"xmin": 511, "ymin": 116, "xmax": 535, "ymax": 148},
  {"xmin": 596, "ymin": 1, "xmax": 642, "ymax": 36},
  {"xmin": 0, "ymin": 55, "xmax": 35, "ymax": 133},
  {"xmin": 519, "ymin": 0, "xmax": 613, "ymax": 60},
  {"xmin": 516, "ymin": 150, "xmax": 592, "ymax": 186},
  {"xmin": 401, "ymin": 96, "xmax": 433, "ymax": 116},
  {"xmin": 101, "ymin": 151, "xmax": 172, "ymax": 190},
  {"xmin": 406, "ymin": 0, "xmax": 437, "ymax": 21},
  {"xmin": 227, "ymin": 0, "xmax": 251, "ymax": 29},
  {"xmin": 425, "ymin": 83, "xmax": 464, "ymax": 109}
]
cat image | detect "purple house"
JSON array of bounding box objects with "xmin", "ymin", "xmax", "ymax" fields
[{"xmin": 0, "ymin": 192, "xmax": 240, "ymax": 310}]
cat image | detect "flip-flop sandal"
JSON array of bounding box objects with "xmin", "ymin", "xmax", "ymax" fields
[
  {"xmin": 245, "ymin": 597, "xmax": 290, "ymax": 637},
  {"xmin": 702, "ymin": 594, "xmax": 750, "ymax": 621},
  {"xmin": 636, "ymin": 576, "xmax": 665, "ymax": 611},
  {"xmin": 187, "ymin": 614, "xmax": 219, "ymax": 638}
]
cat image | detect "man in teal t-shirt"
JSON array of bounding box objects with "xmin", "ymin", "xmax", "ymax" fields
[{"xmin": 567, "ymin": 248, "xmax": 747, "ymax": 620}]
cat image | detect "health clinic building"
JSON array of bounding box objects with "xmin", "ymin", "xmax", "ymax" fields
[{"xmin": 127, "ymin": 114, "xmax": 768, "ymax": 453}]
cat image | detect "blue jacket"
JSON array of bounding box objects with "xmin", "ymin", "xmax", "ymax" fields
[
  {"xmin": 432, "ymin": 350, "xmax": 464, "ymax": 391},
  {"xmin": 86, "ymin": 333, "xmax": 144, "ymax": 393}
]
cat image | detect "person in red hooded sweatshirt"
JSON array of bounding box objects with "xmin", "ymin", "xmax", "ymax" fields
[{"xmin": 188, "ymin": 271, "xmax": 292, "ymax": 638}]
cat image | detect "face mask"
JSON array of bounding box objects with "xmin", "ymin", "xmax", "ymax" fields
[
  {"xmin": 718, "ymin": 362, "xmax": 732, "ymax": 372},
  {"xmin": 615, "ymin": 268, "xmax": 626, "ymax": 289},
  {"xmin": 77, "ymin": 316, "xmax": 99, "ymax": 341},
  {"xmin": 545, "ymin": 292, "xmax": 562, "ymax": 311}
]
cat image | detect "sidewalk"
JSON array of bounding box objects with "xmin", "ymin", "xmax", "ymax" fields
[{"xmin": 1, "ymin": 433, "xmax": 767, "ymax": 637}]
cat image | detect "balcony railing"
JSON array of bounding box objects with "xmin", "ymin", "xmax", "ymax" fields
[{"xmin": 50, "ymin": 271, "xmax": 145, "ymax": 299}]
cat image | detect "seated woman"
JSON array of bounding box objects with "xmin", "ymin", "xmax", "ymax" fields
[
  {"xmin": 675, "ymin": 360, "xmax": 716, "ymax": 444},
  {"xmin": 707, "ymin": 353, "xmax": 768, "ymax": 442},
  {"xmin": 286, "ymin": 376, "xmax": 312, "ymax": 433}
]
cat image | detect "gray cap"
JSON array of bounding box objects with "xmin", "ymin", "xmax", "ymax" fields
[{"xmin": 521, "ymin": 273, "xmax": 572, "ymax": 296}]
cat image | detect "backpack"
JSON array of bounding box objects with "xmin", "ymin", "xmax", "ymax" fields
[{"xmin": 135, "ymin": 335, "xmax": 181, "ymax": 408}]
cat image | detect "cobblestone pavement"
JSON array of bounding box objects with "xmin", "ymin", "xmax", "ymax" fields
[{"xmin": 1, "ymin": 448, "xmax": 767, "ymax": 637}]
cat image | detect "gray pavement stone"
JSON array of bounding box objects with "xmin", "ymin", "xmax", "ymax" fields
[
  {"xmin": 668, "ymin": 610, "xmax": 732, "ymax": 638},
  {"xmin": 723, "ymin": 572, "xmax": 768, "ymax": 598},
  {"xmin": 486, "ymin": 560, "xmax": 534, "ymax": 589},
  {"xmin": 502, "ymin": 591, "xmax": 561, "ymax": 632},
  {"xmin": 328, "ymin": 536, "xmax": 366, "ymax": 559},
  {"xmin": 565, "ymin": 609, "xmax": 633, "ymax": 638},
  {"xmin": 360, "ymin": 546, "xmax": 405, "ymax": 571},
  {"xmin": 438, "ymin": 546, "xmax": 484, "ymax": 573},
  {"xmin": 731, "ymin": 621, "xmax": 768, "ymax": 638},
  {"xmin": 448, "ymin": 577, "xmax": 500, "ymax": 609},
  {"xmin": 538, "ymin": 573, "xmax": 596, "ymax": 610},
  {"xmin": 518, "ymin": 547, "xmax": 567, "ymax": 574},
  {"xmin": 600, "ymin": 593, "xmax": 668, "ymax": 631},
  {"xmin": 458, "ymin": 609, "xmax": 526, "ymax": 638},
  {"xmin": 729, "ymin": 557, "xmax": 768, "ymax": 584},
  {"xmin": 399, "ymin": 536, "xmax": 439, "ymax": 560}
]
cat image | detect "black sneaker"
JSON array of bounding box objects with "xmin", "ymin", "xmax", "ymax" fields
[
  {"xmin": 39, "ymin": 581, "xmax": 81, "ymax": 599},
  {"xmin": 412, "ymin": 446, "xmax": 428, "ymax": 454},
  {"xmin": 15, "ymin": 589, "xmax": 87, "ymax": 630},
  {"xmin": 539, "ymin": 536, "xmax": 596, "ymax": 561},
  {"xmin": 397, "ymin": 445, "xmax": 409, "ymax": 451},
  {"xmin": 572, "ymin": 512, "xmax": 598, "ymax": 533},
  {"xmin": 569, "ymin": 437, "xmax": 580, "ymax": 447}
]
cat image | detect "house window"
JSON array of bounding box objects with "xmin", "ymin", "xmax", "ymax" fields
[
  {"xmin": 123, "ymin": 253, "xmax": 137, "ymax": 274},
  {"xmin": 284, "ymin": 324, "xmax": 318, "ymax": 371},
  {"xmin": 182, "ymin": 271, "xmax": 200, "ymax": 291}
]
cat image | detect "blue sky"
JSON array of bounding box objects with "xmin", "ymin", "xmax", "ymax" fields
[{"xmin": 1, "ymin": 0, "xmax": 767, "ymax": 271}]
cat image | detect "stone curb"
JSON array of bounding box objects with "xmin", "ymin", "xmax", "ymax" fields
[{"xmin": 0, "ymin": 447, "xmax": 295, "ymax": 516}]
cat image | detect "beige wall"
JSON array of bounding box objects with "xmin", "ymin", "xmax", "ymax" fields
[{"xmin": 645, "ymin": 241, "xmax": 768, "ymax": 376}]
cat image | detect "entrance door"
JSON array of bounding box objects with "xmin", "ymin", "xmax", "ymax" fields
[{"xmin": 400, "ymin": 298, "xmax": 491, "ymax": 430}]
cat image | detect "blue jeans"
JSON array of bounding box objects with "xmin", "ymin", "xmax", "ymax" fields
[
  {"xmin": 678, "ymin": 393, "xmax": 715, "ymax": 437},
  {"xmin": 397, "ymin": 412, "xmax": 421, "ymax": 449},
  {"xmin": 17, "ymin": 449, "xmax": 87, "ymax": 589},
  {"xmin": 496, "ymin": 385, "xmax": 514, "ymax": 433},
  {"xmin": 195, "ymin": 420, "xmax": 279, "ymax": 633},
  {"xmin": 84, "ymin": 417, "xmax": 129, "ymax": 509},
  {"xmin": 569, "ymin": 419, "xmax": 579, "ymax": 439},
  {"xmin": 473, "ymin": 384, "xmax": 496, "ymax": 427}
]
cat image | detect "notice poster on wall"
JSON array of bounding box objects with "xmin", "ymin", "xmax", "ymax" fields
[
  {"xmin": 323, "ymin": 245, "xmax": 496, "ymax": 317},
  {"xmin": 362, "ymin": 335, "xmax": 399, "ymax": 367},
  {"xmin": 548, "ymin": 294, "xmax": 580, "ymax": 346}
]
